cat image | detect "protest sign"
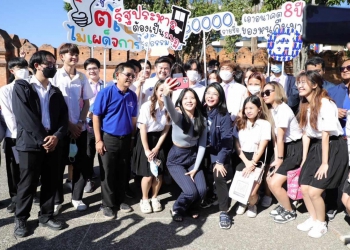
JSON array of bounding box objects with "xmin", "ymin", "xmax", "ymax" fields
[
  {"xmin": 63, "ymin": 0, "xmax": 141, "ymax": 51},
  {"xmin": 267, "ymin": 28, "xmax": 303, "ymax": 62}
]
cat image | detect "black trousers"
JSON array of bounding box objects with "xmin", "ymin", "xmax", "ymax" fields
[
  {"xmin": 15, "ymin": 147, "xmax": 61, "ymax": 223},
  {"xmin": 55, "ymin": 131, "xmax": 89, "ymax": 204},
  {"xmin": 87, "ymin": 130, "xmax": 102, "ymax": 178},
  {"xmin": 325, "ymin": 188, "xmax": 338, "ymax": 211},
  {"xmin": 100, "ymin": 133, "xmax": 131, "ymax": 208},
  {"xmin": 4, "ymin": 137, "xmax": 20, "ymax": 202}
]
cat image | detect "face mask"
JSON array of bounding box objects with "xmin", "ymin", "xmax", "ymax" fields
[
  {"xmin": 150, "ymin": 158, "xmax": 161, "ymax": 181},
  {"xmin": 207, "ymin": 68, "xmax": 213, "ymax": 74},
  {"xmin": 186, "ymin": 70, "xmax": 199, "ymax": 82},
  {"xmin": 244, "ymin": 77, "xmax": 248, "ymax": 85},
  {"xmin": 247, "ymin": 85, "xmax": 261, "ymax": 95},
  {"xmin": 42, "ymin": 67, "xmax": 57, "ymax": 78},
  {"xmin": 208, "ymin": 79, "xmax": 216, "ymax": 84},
  {"xmin": 271, "ymin": 64, "xmax": 282, "ymax": 74},
  {"xmin": 15, "ymin": 68, "xmax": 29, "ymax": 79},
  {"xmin": 69, "ymin": 139, "xmax": 78, "ymax": 162},
  {"xmin": 219, "ymin": 70, "xmax": 233, "ymax": 81}
]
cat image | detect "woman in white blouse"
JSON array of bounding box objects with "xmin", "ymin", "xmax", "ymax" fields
[
  {"xmin": 132, "ymin": 80, "xmax": 171, "ymax": 214},
  {"xmin": 234, "ymin": 95, "xmax": 271, "ymax": 218},
  {"xmin": 296, "ymin": 71, "xmax": 348, "ymax": 238},
  {"xmin": 262, "ymin": 82, "xmax": 303, "ymax": 224}
]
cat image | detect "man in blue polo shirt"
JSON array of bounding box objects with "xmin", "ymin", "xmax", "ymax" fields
[
  {"xmin": 323, "ymin": 59, "xmax": 350, "ymax": 222},
  {"xmin": 93, "ymin": 62, "xmax": 137, "ymax": 219}
]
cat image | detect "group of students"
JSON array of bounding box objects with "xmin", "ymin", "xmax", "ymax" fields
[{"xmin": 1, "ymin": 43, "xmax": 350, "ymax": 240}]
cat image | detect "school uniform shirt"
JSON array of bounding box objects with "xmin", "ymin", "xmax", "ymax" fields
[
  {"xmin": 31, "ymin": 76, "xmax": 51, "ymax": 130},
  {"xmin": 137, "ymin": 101, "xmax": 171, "ymax": 132},
  {"xmin": 304, "ymin": 98, "xmax": 343, "ymax": 139},
  {"xmin": 89, "ymin": 79, "xmax": 104, "ymax": 107},
  {"xmin": 52, "ymin": 68, "xmax": 94, "ymax": 131},
  {"xmin": 171, "ymin": 82, "xmax": 206, "ymax": 104},
  {"xmin": 270, "ymin": 73, "xmax": 287, "ymax": 90},
  {"xmin": 271, "ymin": 102, "xmax": 302, "ymax": 143},
  {"xmin": 142, "ymin": 77, "xmax": 159, "ymax": 104},
  {"xmin": 221, "ymin": 80, "xmax": 248, "ymax": 121},
  {"xmin": 233, "ymin": 119, "xmax": 271, "ymax": 153},
  {"xmin": 0, "ymin": 81, "xmax": 17, "ymax": 138}
]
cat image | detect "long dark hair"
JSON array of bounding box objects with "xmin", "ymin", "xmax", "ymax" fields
[
  {"xmin": 202, "ymin": 82, "xmax": 228, "ymax": 116},
  {"xmin": 236, "ymin": 95, "xmax": 267, "ymax": 131},
  {"xmin": 175, "ymin": 88, "xmax": 206, "ymax": 136},
  {"xmin": 150, "ymin": 80, "xmax": 171, "ymax": 123}
]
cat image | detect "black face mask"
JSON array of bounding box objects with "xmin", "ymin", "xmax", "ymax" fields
[{"xmin": 42, "ymin": 67, "xmax": 57, "ymax": 78}]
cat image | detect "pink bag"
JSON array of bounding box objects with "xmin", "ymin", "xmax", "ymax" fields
[{"xmin": 287, "ymin": 167, "xmax": 303, "ymax": 200}]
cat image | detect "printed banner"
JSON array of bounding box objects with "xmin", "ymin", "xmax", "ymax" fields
[
  {"xmin": 267, "ymin": 28, "xmax": 303, "ymax": 61},
  {"xmin": 63, "ymin": 0, "xmax": 141, "ymax": 51}
]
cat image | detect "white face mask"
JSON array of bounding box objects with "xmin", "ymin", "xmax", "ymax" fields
[
  {"xmin": 247, "ymin": 85, "xmax": 261, "ymax": 95},
  {"xmin": 244, "ymin": 77, "xmax": 248, "ymax": 85},
  {"xmin": 15, "ymin": 68, "xmax": 29, "ymax": 80},
  {"xmin": 186, "ymin": 70, "xmax": 199, "ymax": 82},
  {"xmin": 208, "ymin": 79, "xmax": 216, "ymax": 84},
  {"xmin": 219, "ymin": 70, "xmax": 233, "ymax": 81}
]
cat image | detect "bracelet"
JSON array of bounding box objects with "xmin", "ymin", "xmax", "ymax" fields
[
  {"xmin": 95, "ymin": 140, "xmax": 102, "ymax": 145},
  {"xmin": 278, "ymin": 156, "xmax": 284, "ymax": 160}
]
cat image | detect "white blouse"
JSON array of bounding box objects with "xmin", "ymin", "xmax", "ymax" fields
[
  {"xmin": 304, "ymin": 98, "xmax": 343, "ymax": 139},
  {"xmin": 137, "ymin": 101, "xmax": 171, "ymax": 132},
  {"xmin": 234, "ymin": 119, "xmax": 271, "ymax": 152},
  {"xmin": 271, "ymin": 102, "xmax": 302, "ymax": 143}
]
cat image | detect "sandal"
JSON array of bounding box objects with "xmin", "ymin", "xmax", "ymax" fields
[
  {"xmin": 219, "ymin": 212, "xmax": 232, "ymax": 229},
  {"xmin": 170, "ymin": 210, "xmax": 183, "ymax": 222}
]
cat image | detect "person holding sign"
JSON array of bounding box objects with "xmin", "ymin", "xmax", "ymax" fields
[
  {"xmin": 233, "ymin": 95, "xmax": 271, "ymax": 218},
  {"xmin": 296, "ymin": 71, "xmax": 347, "ymax": 238},
  {"xmin": 162, "ymin": 79, "xmax": 207, "ymax": 222}
]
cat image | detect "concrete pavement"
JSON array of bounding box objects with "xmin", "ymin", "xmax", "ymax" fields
[{"xmin": 0, "ymin": 152, "xmax": 350, "ymax": 250}]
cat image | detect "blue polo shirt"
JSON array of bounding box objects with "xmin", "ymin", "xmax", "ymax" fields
[{"xmin": 93, "ymin": 85, "xmax": 137, "ymax": 136}]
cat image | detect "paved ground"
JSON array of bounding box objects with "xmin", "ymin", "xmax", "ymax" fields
[{"xmin": 1, "ymin": 152, "xmax": 350, "ymax": 250}]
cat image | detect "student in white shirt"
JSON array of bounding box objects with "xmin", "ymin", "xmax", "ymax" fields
[
  {"xmin": 262, "ymin": 82, "xmax": 303, "ymax": 224},
  {"xmin": 130, "ymin": 59, "xmax": 151, "ymax": 102},
  {"xmin": 52, "ymin": 43, "xmax": 94, "ymax": 213},
  {"xmin": 219, "ymin": 60, "xmax": 248, "ymax": 122},
  {"xmin": 296, "ymin": 71, "xmax": 348, "ymax": 238},
  {"xmin": 132, "ymin": 80, "xmax": 171, "ymax": 214},
  {"xmin": 142, "ymin": 57, "xmax": 172, "ymax": 104},
  {"xmin": 234, "ymin": 95, "xmax": 271, "ymax": 218},
  {"xmin": 0, "ymin": 57, "xmax": 29, "ymax": 213}
]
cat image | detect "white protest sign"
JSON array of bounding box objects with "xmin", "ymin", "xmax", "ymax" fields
[
  {"xmin": 241, "ymin": 1, "xmax": 305, "ymax": 39},
  {"xmin": 63, "ymin": 0, "xmax": 141, "ymax": 51}
]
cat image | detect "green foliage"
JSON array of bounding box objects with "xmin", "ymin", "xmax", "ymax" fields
[{"xmin": 64, "ymin": 2, "xmax": 72, "ymax": 12}]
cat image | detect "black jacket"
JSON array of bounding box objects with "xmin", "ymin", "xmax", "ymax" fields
[{"xmin": 12, "ymin": 79, "xmax": 68, "ymax": 152}]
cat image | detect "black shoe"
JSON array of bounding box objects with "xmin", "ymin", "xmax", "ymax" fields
[
  {"xmin": 100, "ymin": 205, "xmax": 115, "ymax": 220},
  {"xmin": 326, "ymin": 209, "xmax": 337, "ymax": 222},
  {"xmin": 33, "ymin": 196, "xmax": 40, "ymax": 206},
  {"xmin": 14, "ymin": 218, "xmax": 28, "ymax": 238},
  {"xmin": 125, "ymin": 188, "xmax": 135, "ymax": 199},
  {"xmin": 200, "ymin": 198, "xmax": 214, "ymax": 209},
  {"xmin": 39, "ymin": 219, "xmax": 63, "ymax": 231},
  {"xmin": 7, "ymin": 202, "xmax": 16, "ymax": 213}
]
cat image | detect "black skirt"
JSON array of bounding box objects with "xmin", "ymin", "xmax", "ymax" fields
[
  {"xmin": 235, "ymin": 151, "xmax": 266, "ymax": 172},
  {"xmin": 343, "ymin": 178, "xmax": 350, "ymax": 195},
  {"xmin": 132, "ymin": 131, "xmax": 165, "ymax": 177},
  {"xmin": 272, "ymin": 139, "xmax": 303, "ymax": 176},
  {"xmin": 299, "ymin": 136, "xmax": 349, "ymax": 189}
]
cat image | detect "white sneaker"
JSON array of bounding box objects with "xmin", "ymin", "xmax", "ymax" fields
[
  {"xmin": 151, "ymin": 198, "xmax": 162, "ymax": 212},
  {"xmin": 297, "ymin": 217, "xmax": 316, "ymax": 232},
  {"xmin": 260, "ymin": 195, "xmax": 272, "ymax": 208},
  {"xmin": 236, "ymin": 204, "xmax": 247, "ymax": 215},
  {"xmin": 53, "ymin": 204, "xmax": 62, "ymax": 216},
  {"xmin": 72, "ymin": 200, "xmax": 87, "ymax": 211},
  {"xmin": 308, "ymin": 221, "xmax": 328, "ymax": 238},
  {"xmin": 247, "ymin": 205, "xmax": 257, "ymax": 218},
  {"xmin": 140, "ymin": 199, "xmax": 152, "ymax": 214}
]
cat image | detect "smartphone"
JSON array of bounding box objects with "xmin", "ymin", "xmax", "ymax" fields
[
  {"xmin": 303, "ymin": 5, "xmax": 350, "ymax": 45},
  {"xmin": 172, "ymin": 77, "xmax": 189, "ymax": 90}
]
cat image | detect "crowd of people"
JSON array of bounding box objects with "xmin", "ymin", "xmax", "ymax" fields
[{"xmin": 1, "ymin": 43, "xmax": 350, "ymax": 240}]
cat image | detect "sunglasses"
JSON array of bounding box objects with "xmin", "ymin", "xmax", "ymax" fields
[
  {"xmin": 120, "ymin": 72, "xmax": 136, "ymax": 79},
  {"xmin": 261, "ymin": 89, "xmax": 275, "ymax": 97},
  {"xmin": 340, "ymin": 65, "xmax": 350, "ymax": 72}
]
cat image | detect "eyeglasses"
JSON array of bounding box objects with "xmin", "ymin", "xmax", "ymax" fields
[
  {"xmin": 205, "ymin": 92, "xmax": 219, "ymax": 97},
  {"xmin": 340, "ymin": 65, "xmax": 350, "ymax": 72},
  {"xmin": 120, "ymin": 72, "xmax": 136, "ymax": 79},
  {"xmin": 86, "ymin": 67, "xmax": 99, "ymax": 71},
  {"xmin": 261, "ymin": 89, "xmax": 275, "ymax": 97}
]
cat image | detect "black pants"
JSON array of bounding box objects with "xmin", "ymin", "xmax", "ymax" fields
[
  {"xmin": 101, "ymin": 133, "xmax": 131, "ymax": 208},
  {"xmin": 4, "ymin": 137, "xmax": 20, "ymax": 202},
  {"xmin": 55, "ymin": 131, "xmax": 89, "ymax": 204},
  {"xmin": 15, "ymin": 147, "xmax": 61, "ymax": 223},
  {"xmin": 213, "ymin": 162, "xmax": 232, "ymax": 211},
  {"xmin": 87, "ymin": 130, "xmax": 102, "ymax": 178},
  {"xmin": 325, "ymin": 188, "xmax": 338, "ymax": 211}
]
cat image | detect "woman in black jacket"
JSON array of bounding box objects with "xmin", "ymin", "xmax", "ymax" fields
[{"xmin": 203, "ymin": 82, "xmax": 233, "ymax": 229}]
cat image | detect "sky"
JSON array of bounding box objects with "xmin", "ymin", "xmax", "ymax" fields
[{"xmin": 0, "ymin": 0, "xmax": 350, "ymax": 49}]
